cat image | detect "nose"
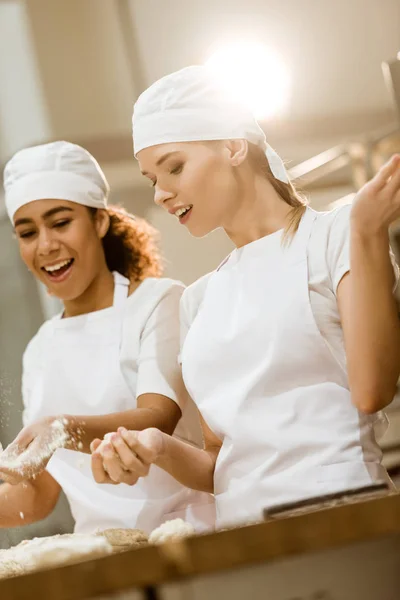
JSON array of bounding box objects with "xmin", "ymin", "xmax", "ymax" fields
[
  {"xmin": 37, "ymin": 227, "xmax": 59, "ymax": 256},
  {"xmin": 153, "ymin": 184, "xmax": 175, "ymax": 208}
]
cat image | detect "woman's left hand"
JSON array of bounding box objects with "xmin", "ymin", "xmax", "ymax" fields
[
  {"xmin": 351, "ymin": 154, "xmax": 400, "ymax": 235},
  {"xmin": 0, "ymin": 416, "xmax": 71, "ymax": 484}
]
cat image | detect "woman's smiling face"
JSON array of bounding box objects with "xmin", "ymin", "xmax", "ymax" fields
[
  {"xmin": 138, "ymin": 141, "xmax": 243, "ymax": 237},
  {"xmin": 14, "ymin": 199, "xmax": 108, "ymax": 301}
]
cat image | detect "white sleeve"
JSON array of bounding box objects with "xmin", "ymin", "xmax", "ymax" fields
[
  {"xmin": 178, "ymin": 290, "xmax": 191, "ymax": 366},
  {"xmin": 21, "ymin": 334, "xmax": 42, "ymax": 427},
  {"xmin": 327, "ymin": 205, "xmax": 399, "ymax": 294},
  {"xmin": 21, "ymin": 351, "xmax": 31, "ymax": 427},
  {"xmin": 136, "ymin": 283, "xmax": 186, "ymax": 407},
  {"xmin": 178, "ymin": 273, "xmax": 212, "ymax": 365}
]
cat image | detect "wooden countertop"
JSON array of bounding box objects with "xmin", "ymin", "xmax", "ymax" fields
[{"xmin": 1, "ymin": 492, "xmax": 400, "ymax": 600}]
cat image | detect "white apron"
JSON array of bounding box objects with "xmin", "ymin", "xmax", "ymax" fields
[
  {"xmin": 181, "ymin": 207, "xmax": 392, "ymax": 529},
  {"xmin": 27, "ymin": 272, "xmax": 215, "ymax": 534}
]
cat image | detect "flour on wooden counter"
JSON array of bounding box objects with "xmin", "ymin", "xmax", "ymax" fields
[{"xmin": 0, "ymin": 534, "xmax": 112, "ymax": 579}]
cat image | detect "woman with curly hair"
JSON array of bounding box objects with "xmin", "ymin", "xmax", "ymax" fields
[{"xmin": 0, "ymin": 141, "xmax": 214, "ymax": 535}]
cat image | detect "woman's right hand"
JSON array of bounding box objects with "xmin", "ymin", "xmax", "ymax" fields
[
  {"xmin": 90, "ymin": 427, "xmax": 164, "ymax": 485},
  {"xmin": 351, "ymin": 154, "xmax": 400, "ymax": 235},
  {"xmin": 0, "ymin": 417, "xmax": 71, "ymax": 485}
]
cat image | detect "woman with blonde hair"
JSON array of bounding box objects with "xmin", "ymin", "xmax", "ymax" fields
[{"xmin": 93, "ymin": 66, "xmax": 400, "ymax": 529}]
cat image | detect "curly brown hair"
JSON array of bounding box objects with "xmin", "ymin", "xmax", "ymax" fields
[{"xmin": 89, "ymin": 205, "xmax": 163, "ymax": 281}]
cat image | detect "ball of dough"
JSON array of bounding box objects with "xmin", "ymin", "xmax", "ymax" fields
[
  {"xmin": 149, "ymin": 519, "xmax": 195, "ymax": 545},
  {"xmin": 97, "ymin": 528, "xmax": 148, "ymax": 550},
  {"xmin": 0, "ymin": 550, "xmax": 25, "ymax": 579}
]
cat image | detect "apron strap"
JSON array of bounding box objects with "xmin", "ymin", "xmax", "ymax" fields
[{"xmin": 112, "ymin": 271, "xmax": 130, "ymax": 308}]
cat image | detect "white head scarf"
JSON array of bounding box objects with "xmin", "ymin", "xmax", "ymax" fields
[
  {"xmin": 3, "ymin": 141, "xmax": 109, "ymax": 223},
  {"xmin": 132, "ymin": 65, "xmax": 289, "ymax": 184}
]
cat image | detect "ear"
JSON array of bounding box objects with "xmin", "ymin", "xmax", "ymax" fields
[
  {"xmin": 224, "ymin": 139, "xmax": 249, "ymax": 167},
  {"xmin": 94, "ymin": 209, "xmax": 110, "ymax": 240}
]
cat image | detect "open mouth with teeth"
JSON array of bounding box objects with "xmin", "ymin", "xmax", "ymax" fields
[
  {"xmin": 175, "ymin": 205, "xmax": 193, "ymax": 222},
  {"xmin": 41, "ymin": 258, "xmax": 74, "ymax": 280}
]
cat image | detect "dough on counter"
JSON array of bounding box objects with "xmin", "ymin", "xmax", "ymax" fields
[
  {"xmin": 0, "ymin": 549, "xmax": 25, "ymax": 580},
  {"xmin": 0, "ymin": 520, "xmax": 194, "ymax": 579},
  {"xmin": 0, "ymin": 534, "xmax": 112, "ymax": 579},
  {"xmin": 97, "ymin": 528, "xmax": 148, "ymax": 550},
  {"xmin": 148, "ymin": 519, "xmax": 195, "ymax": 545}
]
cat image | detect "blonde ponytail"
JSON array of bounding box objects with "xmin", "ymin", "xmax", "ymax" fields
[{"xmin": 247, "ymin": 143, "xmax": 308, "ymax": 243}]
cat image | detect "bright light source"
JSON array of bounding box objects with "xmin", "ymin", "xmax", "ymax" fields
[{"xmin": 205, "ymin": 42, "xmax": 290, "ymax": 120}]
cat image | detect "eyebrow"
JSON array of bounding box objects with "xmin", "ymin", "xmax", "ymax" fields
[
  {"xmin": 142, "ymin": 151, "xmax": 181, "ymax": 176},
  {"xmin": 14, "ymin": 206, "xmax": 74, "ymax": 228}
]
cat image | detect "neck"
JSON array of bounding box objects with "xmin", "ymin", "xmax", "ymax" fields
[
  {"xmin": 223, "ymin": 172, "xmax": 293, "ymax": 248},
  {"xmin": 63, "ymin": 265, "xmax": 115, "ymax": 317}
]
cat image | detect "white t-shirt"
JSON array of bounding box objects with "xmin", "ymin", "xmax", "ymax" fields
[
  {"xmin": 20, "ymin": 277, "xmax": 211, "ymax": 533},
  {"xmin": 180, "ymin": 205, "xmax": 399, "ymax": 374},
  {"xmin": 22, "ymin": 279, "xmax": 187, "ymax": 421},
  {"xmin": 22, "ymin": 276, "xmax": 203, "ymax": 449}
]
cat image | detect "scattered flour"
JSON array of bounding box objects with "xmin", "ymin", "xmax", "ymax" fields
[
  {"xmin": 149, "ymin": 519, "xmax": 195, "ymax": 545},
  {"xmin": 0, "ymin": 419, "xmax": 69, "ymax": 476}
]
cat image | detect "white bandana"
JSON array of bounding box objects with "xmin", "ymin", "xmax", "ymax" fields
[
  {"xmin": 132, "ymin": 65, "xmax": 289, "ymax": 184},
  {"xmin": 4, "ymin": 141, "xmax": 109, "ymax": 223}
]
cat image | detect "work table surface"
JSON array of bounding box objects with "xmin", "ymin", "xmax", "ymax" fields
[{"xmin": 1, "ymin": 491, "xmax": 399, "ymax": 600}]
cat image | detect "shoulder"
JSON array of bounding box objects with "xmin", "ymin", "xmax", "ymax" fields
[
  {"xmin": 308, "ymin": 203, "xmax": 353, "ymax": 293},
  {"xmin": 127, "ymin": 277, "xmax": 185, "ymax": 306},
  {"xmin": 182, "ymin": 271, "xmax": 214, "ymax": 307},
  {"xmin": 309, "ymin": 204, "xmax": 353, "ymax": 265},
  {"xmin": 309, "ymin": 203, "xmax": 352, "ymax": 246},
  {"xmin": 124, "ymin": 278, "xmax": 186, "ymax": 332},
  {"xmin": 180, "ymin": 271, "xmax": 214, "ymax": 326}
]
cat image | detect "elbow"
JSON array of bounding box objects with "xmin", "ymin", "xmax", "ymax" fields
[
  {"xmin": 352, "ymin": 389, "xmax": 395, "ymax": 415},
  {"xmin": 19, "ymin": 500, "xmax": 53, "ymax": 526},
  {"xmin": 143, "ymin": 406, "xmax": 182, "ymax": 437},
  {"xmin": 203, "ymin": 482, "xmax": 214, "ymax": 494},
  {"xmin": 349, "ymin": 366, "xmax": 399, "ymax": 414},
  {"xmin": 198, "ymin": 473, "xmax": 215, "ymax": 494},
  {"xmin": 354, "ymin": 401, "xmax": 384, "ymax": 415},
  {"xmin": 32, "ymin": 483, "xmax": 60, "ymax": 522},
  {"xmin": 37, "ymin": 500, "xmax": 57, "ymax": 521},
  {"xmin": 159, "ymin": 417, "xmax": 180, "ymax": 436},
  {"xmin": 33, "ymin": 496, "xmax": 57, "ymax": 523}
]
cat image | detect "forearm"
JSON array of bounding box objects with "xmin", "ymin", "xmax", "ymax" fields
[
  {"xmin": 347, "ymin": 227, "xmax": 400, "ymax": 411},
  {"xmin": 0, "ymin": 481, "xmax": 46, "ymax": 527},
  {"xmin": 67, "ymin": 408, "xmax": 178, "ymax": 454},
  {"xmin": 155, "ymin": 432, "xmax": 217, "ymax": 493}
]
